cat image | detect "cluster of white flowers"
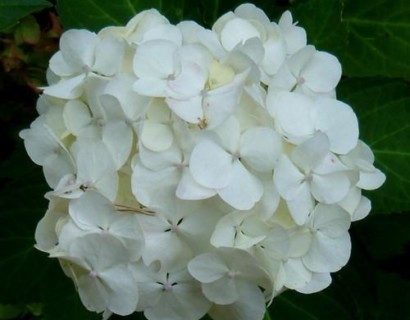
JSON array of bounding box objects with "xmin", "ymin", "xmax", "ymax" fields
[{"xmin": 20, "ymin": 3, "xmax": 385, "ymax": 320}]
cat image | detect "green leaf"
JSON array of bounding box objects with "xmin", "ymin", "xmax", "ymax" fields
[
  {"xmin": 292, "ymin": 0, "xmax": 410, "ymax": 78},
  {"xmin": 57, "ymin": 0, "xmax": 157, "ymax": 31},
  {"xmin": 0, "ymin": 147, "xmax": 48, "ymax": 304},
  {"xmin": 338, "ymin": 78, "xmax": 410, "ymax": 213},
  {"xmin": 57, "ymin": 0, "xmax": 199, "ymax": 32},
  {"xmin": 353, "ymin": 214, "xmax": 410, "ymax": 260},
  {"xmin": 341, "ymin": 0, "xmax": 410, "ymax": 77},
  {"xmin": 0, "ymin": 304, "xmax": 24, "ymax": 319},
  {"xmin": 376, "ymin": 272, "xmax": 410, "ymax": 320},
  {"xmin": 269, "ymin": 290, "xmax": 352, "ymax": 320},
  {"xmin": 0, "ymin": 0, "xmax": 52, "ymax": 31}
]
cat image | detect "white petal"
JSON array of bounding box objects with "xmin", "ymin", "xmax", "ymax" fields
[
  {"xmin": 351, "ymin": 196, "xmax": 371, "ymax": 221},
  {"xmin": 296, "ymin": 272, "xmax": 332, "ymax": 294},
  {"xmin": 274, "ymin": 92, "xmax": 314, "ymax": 143},
  {"xmin": 141, "ymin": 224, "xmax": 192, "ymax": 272},
  {"xmin": 168, "ymin": 60, "xmax": 206, "ymax": 97},
  {"xmin": 202, "ymin": 277, "xmax": 238, "ymax": 304},
  {"xmin": 133, "ymin": 39, "xmax": 177, "ymax": 80},
  {"xmin": 49, "ymin": 51, "xmax": 77, "ymax": 76},
  {"xmin": 101, "ymin": 74, "xmax": 150, "ymax": 120},
  {"xmin": 43, "ymin": 74, "xmax": 86, "ymax": 99},
  {"xmin": 218, "ymin": 161, "xmax": 264, "ymax": 210},
  {"xmin": 142, "ymin": 24, "xmax": 182, "ymax": 46},
  {"xmin": 358, "ymin": 169, "xmax": 386, "ymax": 190},
  {"xmin": 139, "ymin": 142, "xmax": 182, "ymax": 171},
  {"xmin": 190, "ymin": 140, "xmax": 233, "ymax": 189},
  {"xmin": 302, "ymin": 51, "xmax": 342, "ymax": 93},
  {"xmin": 140, "ymin": 120, "xmax": 173, "ymax": 152},
  {"xmin": 176, "ymin": 170, "xmax": 217, "ymax": 200},
  {"xmin": 69, "ymin": 233, "xmax": 130, "ymax": 270},
  {"xmin": 43, "ymin": 151, "xmax": 75, "ymax": 188},
  {"xmin": 273, "ymin": 155, "xmax": 305, "ymax": 201},
  {"xmin": 20, "ymin": 118, "xmax": 60, "ymax": 165},
  {"xmin": 59, "ymin": 29, "xmax": 98, "ymax": 71},
  {"xmin": 35, "ymin": 199, "xmax": 67, "ymax": 252},
  {"xmin": 69, "ymin": 190, "xmax": 113, "ymax": 231},
  {"xmin": 131, "ymin": 161, "xmax": 179, "ymax": 207},
  {"xmin": 144, "ymin": 276, "xmax": 210, "ymax": 320},
  {"xmin": 313, "ymin": 98, "xmax": 359, "ymax": 154},
  {"xmin": 99, "ymin": 265, "xmax": 138, "ymax": 315},
  {"xmin": 262, "ymin": 37, "xmax": 286, "ymax": 76},
  {"xmin": 220, "ymin": 18, "xmax": 260, "ymax": 51},
  {"xmin": 75, "ymin": 140, "xmax": 118, "ymax": 201},
  {"xmin": 286, "ymin": 184, "xmax": 314, "ymax": 226},
  {"xmin": 311, "ymin": 172, "xmax": 351, "ymax": 204},
  {"xmin": 288, "ymin": 45, "xmax": 315, "ymax": 77},
  {"xmin": 205, "ymin": 75, "xmax": 244, "ymax": 129},
  {"xmin": 291, "ymin": 132, "xmax": 330, "ymax": 172},
  {"xmin": 208, "ymin": 281, "xmax": 266, "ymax": 320},
  {"xmin": 210, "ymin": 211, "xmax": 251, "ymax": 248},
  {"xmin": 188, "ymin": 253, "xmax": 230, "ymax": 283},
  {"xmin": 303, "ymin": 232, "xmax": 351, "ymax": 272},
  {"xmin": 282, "ymin": 258, "xmax": 312, "ymax": 289},
  {"xmin": 133, "ymin": 78, "xmax": 168, "ymax": 97},
  {"xmin": 102, "ymin": 121, "xmax": 133, "ymax": 169},
  {"xmin": 93, "ymin": 37, "xmax": 124, "ymax": 76},
  {"xmin": 310, "ymin": 203, "xmax": 351, "ymax": 237},
  {"xmin": 282, "ymin": 27, "xmax": 307, "ymax": 55},
  {"xmin": 63, "ymin": 100, "xmax": 93, "ymax": 136},
  {"xmin": 240, "ymin": 127, "xmax": 282, "ymax": 172},
  {"xmin": 269, "ymin": 63, "xmax": 296, "ymax": 93},
  {"xmin": 77, "ymin": 274, "xmax": 107, "ymax": 312},
  {"xmin": 166, "ymin": 96, "xmax": 204, "ymax": 124}
]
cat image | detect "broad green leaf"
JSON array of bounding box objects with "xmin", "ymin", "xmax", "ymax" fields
[
  {"xmin": 0, "ymin": 0, "xmax": 51, "ymax": 31},
  {"xmin": 376, "ymin": 272, "xmax": 410, "ymax": 320},
  {"xmin": 0, "ymin": 304, "xmax": 23, "ymax": 319},
  {"xmin": 57, "ymin": 0, "xmax": 199, "ymax": 31},
  {"xmin": 338, "ymin": 78, "xmax": 410, "ymax": 213},
  {"xmin": 353, "ymin": 214, "xmax": 410, "ymax": 261},
  {"xmin": 292, "ymin": 0, "xmax": 347, "ymax": 56},
  {"xmin": 341, "ymin": 0, "xmax": 410, "ymax": 77},
  {"xmin": 0, "ymin": 147, "xmax": 49, "ymax": 304},
  {"xmin": 269, "ymin": 290, "xmax": 351, "ymax": 320},
  {"xmin": 293, "ymin": 0, "xmax": 410, "ymax": 78}
]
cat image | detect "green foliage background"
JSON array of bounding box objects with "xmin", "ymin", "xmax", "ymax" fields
[{"xmin": 0, "ymin": 0, "xmax": 409, "ymax": 319}]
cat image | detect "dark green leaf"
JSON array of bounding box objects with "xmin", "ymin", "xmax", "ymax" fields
[
  {"xmin": 353, "ymin": 214, "xmax": 410, "ymax": 260},
  {"xmin": 341, "ymin": 0, "xmax": 410, "ymax": 77},
  {"xmin": 292, "ymin": 0, "xmax": 347, "ymax": 56},
  {"xmin": 57, "ymin": 0, "xmax": 199, "ymax": 31},
  {"xmin": 338, "ymin": 78, "xmax": 410, "ymax": 213},
  {"xmin": 376, "ymin": 272, "xmax": 410, "ymax": 320},
  {"xmin": 0, "ymin": 145, "xmax": 48, "ymax": 304},
  {"xmin": 269, "ymin": 290, "xmax": 351, "ymax": 320},
  {"xmin": 0, "ymin": 0, "xmax": 52, "ymax": 31},
  {"xmin": 293, "ymin": 0, "xmax": 410, "ymax": 78}
]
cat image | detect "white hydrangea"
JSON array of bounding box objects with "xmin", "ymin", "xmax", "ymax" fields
[{"xmin": 21, "ymin": 4, "xmax": 385, "ymax": 320}]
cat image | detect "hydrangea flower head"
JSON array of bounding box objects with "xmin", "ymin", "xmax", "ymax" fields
[{"xmin": 21, "ymin": 3, "xmax": 385, "ymax": 320}]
